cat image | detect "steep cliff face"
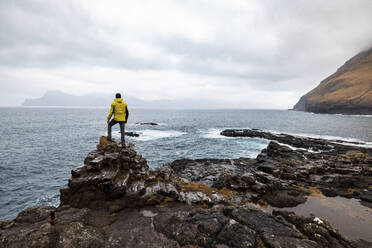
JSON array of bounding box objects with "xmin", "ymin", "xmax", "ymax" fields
[{"xmin": 293, "ymin": 47, "xmax": 372, "ymax": 114}]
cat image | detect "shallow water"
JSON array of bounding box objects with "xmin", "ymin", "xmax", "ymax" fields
[
  {"xmin": 266, "ymin": 196, "xmax": 372, "ymax": 242},
  {"xmin": 1, "ymin": 107, "xmax": 372, "ymax": 220}
]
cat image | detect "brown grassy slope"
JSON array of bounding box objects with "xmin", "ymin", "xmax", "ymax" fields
[{"xmin": 294, "ymin": 47, "xmax": 372, "ymax": 114}]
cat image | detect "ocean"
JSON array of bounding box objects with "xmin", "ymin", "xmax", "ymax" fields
[{"xmin": 1, "ymin": 107, "xmax": 372, "ymax": 220}]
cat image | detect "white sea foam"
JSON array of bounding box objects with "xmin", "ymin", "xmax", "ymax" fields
[
  {"xmin": 201, "ymin": 128, "xmax": 269, "ymax": 152},
  {"xmin": 200, "ymin": 128, "xmax": 233, "ymax": 139},
  {"xmin": 114, "ymin": 129, "xmax": 186, "ymax": 141},
  {"xmin": 335, "ymin": 113, "xmax": 372, "ymax": 118},
  {"xmin": 125, "ymin": 123, "xmax": 137, "ymax": 127},
  {"xmin": 332, "ymin": 141, "xmax": 372, "ymax": 149},
  {"xmin": 251, "ymin": 141, "xmax": 270, "ymax": 152},
  {"xmin": 277, "ymin": 142, "xmax": 323, "ymax": 153}
]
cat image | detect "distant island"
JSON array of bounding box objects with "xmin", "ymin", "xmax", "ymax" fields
[
  {"xmin": 22, "ymin": 91, "xmax": 223, "ymax": 109},
  {"xmin": 23, "ymin": 91, "xmax": 114, "ymax": 107},
  {"xmin": 293, "ymin": 46, "xmax": 372, "ymax": 115}
]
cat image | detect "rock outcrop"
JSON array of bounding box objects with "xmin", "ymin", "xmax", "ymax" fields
[
  {"xmin": 221, "ymin": 128, "xmax": 372, "ymax": 155},
  {"xmin": 1, "ymin": 135, "xmax": 371, "ymax": 247},
  {"xmin": 124, "ymin": 131, "xmax": 140, "ymax": 137},
  {"xmin": 293, "ymin": 47, "xmax": 372, "ymax": 115},
  {"xmin": 136, "ymin": 122, "xmax": 159, "ymax": 126},
  {"xmin": 220, "ymin": 129, "xmax": 372, "ymax": 208}
]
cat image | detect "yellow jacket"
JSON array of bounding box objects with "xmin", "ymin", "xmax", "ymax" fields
[{"xmin": 107, "ymin": 98, "xmax": 129, "ymax": 122}]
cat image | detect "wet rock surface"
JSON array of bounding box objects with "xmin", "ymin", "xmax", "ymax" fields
[
  {"xmin": 124, "ymin": 131, "xmax": 140, "ymax": 137},
  {"xmin": 136, "ymin": 122, "xmax": 159, "ymax": 126},
  {"xmin": 1, "ymin": 134, "xmax": 372, "ymax": 248},
  {"xmin": 217, "ymin": 129, "xmax": 372, "ymax": 208},
  {"xmin": 221, "ymin": 129, "xmax": 372, "ymax": 155}
]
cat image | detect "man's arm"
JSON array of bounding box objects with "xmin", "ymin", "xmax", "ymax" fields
[
  {"xmin": 125, "ymin": 105, "xmax": 129, "ymax": 123},
  {"xmin": 107, "ymin": 104, "xmax": 114, "ymax": 123}
]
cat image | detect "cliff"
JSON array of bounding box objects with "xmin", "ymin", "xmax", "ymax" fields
[
  {"xmin": 1, "ymin": 135, "xmax": 371, "ymax": 247},
  {"xmin": 293, "ymin": 47, "xmax": 372, "ymax": 114}
]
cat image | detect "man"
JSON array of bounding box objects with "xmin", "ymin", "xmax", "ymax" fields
[{"xmin": 107, "ymin": 93, "xmax": 129, "ymax": 145}]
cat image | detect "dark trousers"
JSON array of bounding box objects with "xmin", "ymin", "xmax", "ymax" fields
[{"xmin": 108, "ymin": 119, "xmax": 125, "ymax": 144}]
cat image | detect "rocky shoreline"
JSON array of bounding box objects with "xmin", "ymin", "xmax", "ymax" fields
[
  {"xmin": 221, "ymin": 129, "xmax": 372, "ymax": 207},
  {"xmin": 1, "ymin": 131, "xmax": 371, "ymax": 248}
]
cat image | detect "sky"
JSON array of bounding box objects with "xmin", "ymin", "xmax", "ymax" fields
[{"xmin": 1, "ymin": 0, "xmax": 372, "ymax": 108}]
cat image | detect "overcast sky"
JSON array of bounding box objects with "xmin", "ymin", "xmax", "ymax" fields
[{"xmin": 1, "ymin": 0, "xmax": 372, "ymax": 108}]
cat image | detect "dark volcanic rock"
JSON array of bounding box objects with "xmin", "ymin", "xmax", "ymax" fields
[
  {"xmin": 124, "ymin": 131, "xmax": 140, "ymax": 137},
  {"xmin": 60, "ymin": 137, "xmax": 183, "ymax": 212},
  {"xmin": 3, "ymin": 203, "xmax": 351, "ymax": 248},
  {"xmin": 219, "ymin": 129, "xmax": 372, "ymax": 208},
  {"xmin": 136, "ymin": 122, "xmax": 159, "ymax": 126},
  {"xmin": 154, "ymin": 206, "xmax": 322, "ymax": 248},
  {"xmin": 169, "ymin": 136, "xmax": 372, "ymax": 210},
  {"xmin": 273, "ymin": 210, "xmax": 357, "ymax": 248},
  {"xmin": 263, "ymin": 189, "xmax": 309, "ymax": 208},
  {"xmin": 221, "ymin": 128, "xmax": 372, "ymax": 157},
  {"xmin": 14, "ymin": 206, "xmax": 56, "ymax": 224},
  {"xmin": 154, "ymin": 207, "xmax": 255, "ymax": 247},
  {"xmin": 1, "ymin": 134, "xmax": 371, "ymax": 247}
]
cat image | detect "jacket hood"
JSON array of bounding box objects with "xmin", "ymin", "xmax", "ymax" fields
[{"xmin": 114, "ymin": 98, "xmax": 123, "ymax": 103}]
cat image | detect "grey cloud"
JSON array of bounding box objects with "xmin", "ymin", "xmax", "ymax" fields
[{"xmin": 1, "ymin": 0, "xmax": 372, "ymax": 106}]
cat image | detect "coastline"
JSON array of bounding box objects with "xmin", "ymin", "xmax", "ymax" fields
[{"xmin": 1, "ymin": 130, "xmax": 371, "ymax": 247}]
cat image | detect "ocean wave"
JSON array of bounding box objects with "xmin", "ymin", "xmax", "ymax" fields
[
  {"xmin": 302, "ymin": 112, "xmax": 372, "ymax": 118},
  {"xmin": 35, "ymin": 193, "xmax": 60, "ymax": 207},
  {"xmin": 114, "ymin": 129, "xmax": 186, "ymax": 141},
  {"xmin": 200, "ymin": 128, "xmax": 233, "ymax": 139},
  {"xmin": 200, "ymin": 128, "xmax": 269, "ymax": 148},
  {"xmin": 276, "ymin": 142, "xmax": 323, "ymax": 153},
  {"xmin": 335, "ymin": 114, "xmax": 372, "ymax": 118}
]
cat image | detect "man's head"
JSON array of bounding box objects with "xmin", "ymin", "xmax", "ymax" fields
[{"xmin": 115, "ymin": 93, "xmax": 121, "ymax": 98}]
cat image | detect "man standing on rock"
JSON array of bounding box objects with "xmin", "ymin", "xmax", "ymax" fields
[{"xmin": 107, "ymin": 93, "xmax": 129, "ymax": 146}]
